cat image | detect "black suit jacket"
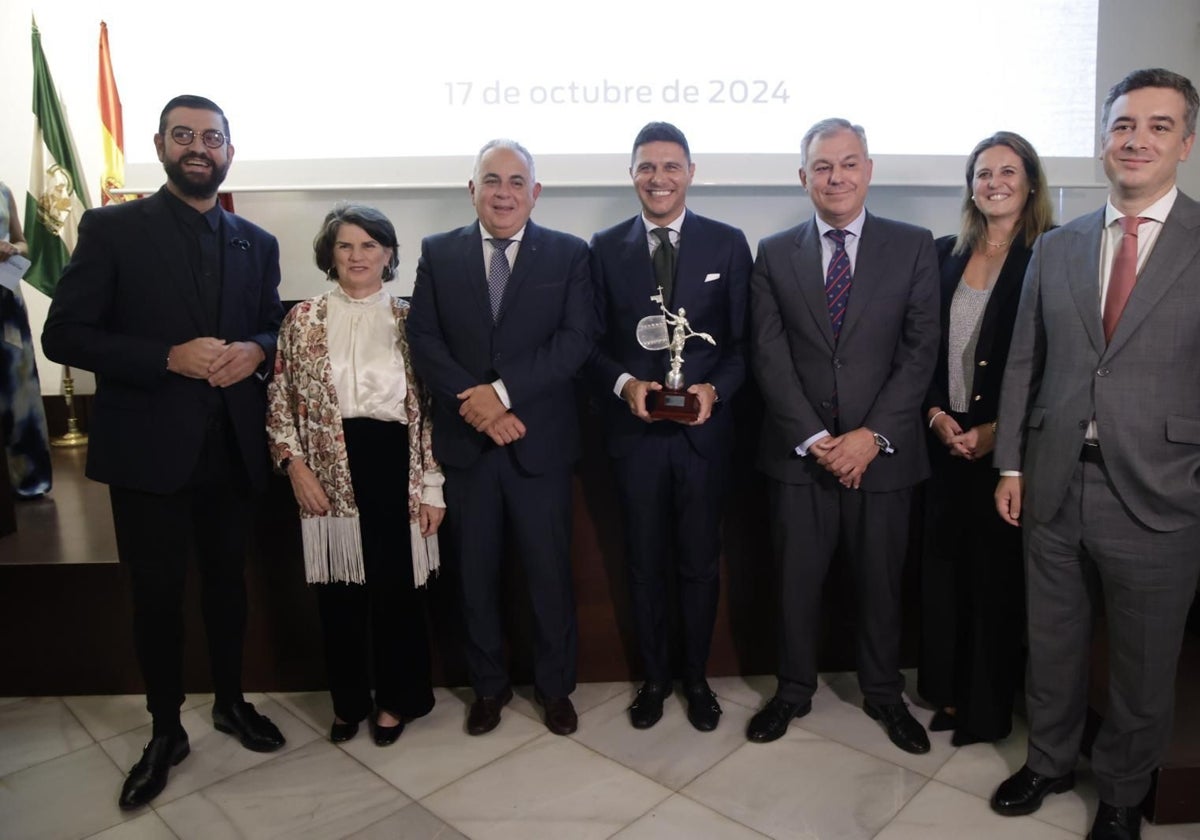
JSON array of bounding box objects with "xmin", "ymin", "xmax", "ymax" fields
[
  {"xmin": 750, "ymin": 212, "xmax": 940, "ymax": 491},
  {"xmin": 588, "ymin": 210, "xmax": 751, "ymax": 459},
  {"xmin": 406, "ymin": 219, "xmax": 594, "ymax": 474},
  {"xmin": 42, "ymin": 188, "xmax": 282, "ymax": 493},
  {"xmin": 924, "ymin": 235, "xmax": 1034, "ymax": 428}
]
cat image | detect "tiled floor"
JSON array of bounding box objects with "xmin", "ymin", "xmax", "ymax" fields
[{"xmin": 2, "ymin": 675, "xmax": 1197, "ymax": 840}]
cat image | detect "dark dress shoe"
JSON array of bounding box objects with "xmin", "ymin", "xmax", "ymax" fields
[
  {"xmin": 683, "ymin": 681, "xmax": 722, "ymax": 732},
  {"xmin": 118, "ymin": 731, "xmax": 190, "ymax": 810},
  {"xmin": 535, "ymin": 690, "xmax": 578, "ymax": 735},
  {"xmin": 372, "ymin": 716, "xmax": 404, "ymax": 747},
  {"xmin": 329, "ymin": 720, "xmax": 359, "ymax": 743},
  {"xmin": 990, "ymin": 765, "xmax": 1075, "ymax": 816},
  {"xmin": 746, "ymin": 696, "xmax": 812, "ymax": 743},
  {"xmin": 629, "ymin": 681, "xmax": 671, "ymax": 729},
  {"xmin": 863, "ymin": 701, "xmax": 931, "ymax": 755},
  {"xmin": 212, "ymin": 701, "xmax": 286, "ymax": 753},
  {"xmin": 466, "ymin": 687, "xmax": 513, "ymax": 736},
  {"xmin": 950, "ymin": 728, "xmax": 987, "ymax": 747},
  {"xmin": 929, "ymin": 709, "xmax": 957, "ymax": 732},
  {"xmin": 1088, "ymin": 802, "xmax": 1141, "ymax": 840}
]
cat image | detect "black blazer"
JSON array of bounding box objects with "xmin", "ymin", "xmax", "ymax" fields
[
  {"xmin": 924, "ymin": 234, "xmax": 1035, "ymax": 429},
  {"xmin": 42, "ymin": 188, "xmax": 283, "ymax": 493},
  {"xmin": 406, "ymin": 219, "xmax": 594, "ymax": 474},
  {"xmin": 587, "ymin": 210, "xmax": 751, "ymax": 460}
]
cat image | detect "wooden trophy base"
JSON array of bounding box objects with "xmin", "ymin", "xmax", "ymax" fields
[{"xmin": 647, "ymin": 388, "xmax": 699, "ymax": 422}]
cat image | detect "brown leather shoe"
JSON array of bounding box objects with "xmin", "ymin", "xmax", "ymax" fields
[
  {"xmin": 466, "ymin": 687, "xmax": 513, "ymax": 736},
  {"xmin": 534, "ymin": 690, "xmax": 577, "ymax": 735}
]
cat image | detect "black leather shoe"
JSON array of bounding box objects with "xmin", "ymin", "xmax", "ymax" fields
[
  {"xmin": 629, "ymin": 681, "xmax": 671, "ymax": 729},
  {"xmin": 990, "ymin": 765, "xmax": 1075, "ymax": 816},
  {"xmin": 329, "ymin": 720, "xmax": 359, "ymax": 743},
  {"xmin": 863, "ymin": 701, "xmax": 931, "ymax": 755},
  {"xmin": 535, "ymin": 690, "xmax": 578, "ymax": 735},
  {"xmin": 746, "ymin": 695, "xmax": 812, "ymax": 743},
  {"xmin": 372, "ymin": 715, "xmax": 404, "ymax": 747},
  {"xmin": 466, "ymin": 687, "xmax": 513, "ymax": 736},
  {"xmin": 118, "ymin": 731, "xmax": 190, "ymax": 810},
  {"xmin": 212, "ymin": 701, "xmax": 286, "ymax": 753},
  {"xmin": 683, "ymin": 681, "xmax": 722, "ymax": 732},
  {"xmin": 1088, "ymin": 802, "xmax": 1141, "ymax": 840}
]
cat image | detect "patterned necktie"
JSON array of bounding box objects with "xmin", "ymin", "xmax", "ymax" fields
[
  {"xmin": 1102, "ymin": 216, "xmax": 1148, "ymax": 343},
  {"xmin": 825, "ymin": 229, "xmax": 852, "ymax": 340},
  {"xmin": 487, "ymin": 238, "xmax": 513, "ymax": 322},
  {"xmin": 651, "ymin": 227, "xmax": 676, "ymax": 307}
]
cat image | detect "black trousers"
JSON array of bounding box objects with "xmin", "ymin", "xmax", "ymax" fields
[
  {"xmin": 444, "ymin": 448, "xmax": 577, "ymax": 699},
  {"xmin": 109, "ymin": 415, "xmax": 252, "ymax": 731},
  {"xmin": 919, "ymin": 414, "xmax": 1025, "ymax": 740},
  {"xmin": 771, "ymin": 477, "xmax": 913, "ymax": 706},
  {"xmin": 314, "ymin": 418, "xmax": 434, "ymax": 724},
  {"xmin": 612, "ymin": 426, "xmax": 727, "ymax": 684}
]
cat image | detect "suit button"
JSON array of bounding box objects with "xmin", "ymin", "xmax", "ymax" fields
[
  {"xmin": 832, "ymin": 358, "xmax": 843, "ymax": 370},
  {"xmin": 978, "ymin": 360, "xmax": 988, "ymax": 366},
  {"xmin": 1078, "ymin": 420, "xmax": 1088, "ymax": 429},
  {"xmin": 820, "ymin": 400, "xmax": 833, "ymax": 409},
  {"xmin": 974, "ymin": 394, "xmax": 982, "ymax": 401},
  {"xmin": 1097, "ymin": 367, "xmax": 1110, "ymax": 377}
]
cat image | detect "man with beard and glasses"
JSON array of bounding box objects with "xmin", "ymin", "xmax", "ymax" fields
[{"xmin": 42, "ymin": 94, "xmax": 285, "ymax": 810}]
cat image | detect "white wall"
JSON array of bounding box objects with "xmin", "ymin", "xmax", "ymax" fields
[{"xmin": 2, "ymin": 0, "xmax": 1198, "ymax": 395}]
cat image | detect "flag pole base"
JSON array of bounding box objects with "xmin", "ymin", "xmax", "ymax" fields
[{"xmin": 51, "ymin": 366, "xmax": 88, "ymax": 448}]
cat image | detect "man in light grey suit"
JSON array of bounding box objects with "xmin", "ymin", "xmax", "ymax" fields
[
  {"xmin": 747, "ymin": 118, "xmax": 939, "ymax": 754},
  {"xmin": 991, "ymin": 68, "xmax": 1200, "ymax": 840}
]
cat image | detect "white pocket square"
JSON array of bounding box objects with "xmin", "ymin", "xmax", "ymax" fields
[{"xmin": 704, "ymin": 273, "xmax": 721, "ymax": 283}]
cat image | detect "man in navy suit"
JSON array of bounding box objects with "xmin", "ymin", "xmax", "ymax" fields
[
  {"xmin": 42, "ymin": 95, "xmax": 285, "ymax": 810},
  {"xmin": 588, "ymin": 122, "xmax": 751, "ymax": 731},
  {"xmin": 747, "ymin": 118, "xmax": 939, "ymax": 753},
  {"xmin": 407, "ymin": 139, "xmax": 593, "ymax": 737}
]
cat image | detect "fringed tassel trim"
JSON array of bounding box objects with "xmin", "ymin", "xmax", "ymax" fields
[
  {"xmin": 410, "ymin": 521, "xmax": 441, "ymax": 588},
  {"xmin": 301, "ymin": 515, "xmax": 365, "ymax": 584}
]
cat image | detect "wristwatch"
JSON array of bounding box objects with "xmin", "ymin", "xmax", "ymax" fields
[{"xmin": 872, "ymin": 432, "xmax": 895, "ymax": 456}]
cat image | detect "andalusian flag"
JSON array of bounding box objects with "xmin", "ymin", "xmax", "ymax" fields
[
  {"xmin": 25, "ymin": 18, "xmax": 91, "ymax": 298},
  {"xmin": 99, "ymin": 22, "xmax": 131, "ymax": 205}
]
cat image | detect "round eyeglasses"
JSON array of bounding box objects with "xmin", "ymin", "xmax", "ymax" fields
[{"xmin": 170, "ymin": 126, "xmax": 227, "ymax": 149}]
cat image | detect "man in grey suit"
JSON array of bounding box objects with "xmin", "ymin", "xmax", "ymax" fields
[
  {"xmin": 991, "ymin": 68, "xmax": 1200, "ymax": 840},
  {"xmin": 747, "ymin": 118, "xmax": 939, "ymax": 753}
]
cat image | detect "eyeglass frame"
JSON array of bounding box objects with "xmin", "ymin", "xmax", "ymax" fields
[{"xmin": 168, "ymin": 126, "xmax": 228, "ymax": 149}]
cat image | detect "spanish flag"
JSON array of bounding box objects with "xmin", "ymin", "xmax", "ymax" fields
[{"xmin": 98, "ymin": 22, "xmax": 131, "ymax": 205}]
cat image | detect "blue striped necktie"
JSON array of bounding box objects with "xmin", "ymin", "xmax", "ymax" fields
[{"xmin": 825, "ymin": 228, "xmax": 852, "ymax": 339}]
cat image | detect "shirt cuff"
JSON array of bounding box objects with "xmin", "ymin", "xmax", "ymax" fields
[
  {"xmin": 999, "ymin": 470, "xmax": 1023, "ymax": 477},
  {"xmin": 795, "ymin": 430, "xmax": 831, "ymax": 457},
  {"xmin": 420, "ymin": 470, "xmax": 446, "ymax": 507},
  {"xmin": 614, "ymin": 373, "xmax": 634, "ymax": 399},
  {"xmin": 491, "ymin": 379, "xmax": 511, "ymax": 409}
]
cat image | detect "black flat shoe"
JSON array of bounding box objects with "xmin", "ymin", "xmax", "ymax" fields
[
  {"xmin": 863, "ymin": 700, "xmax": 931, "ymax": 755},
  {"xmin": 683, "ymin": 681, "xmax": 722, "ymax": 732},
  {"xmin": 329, "ymin": 720, "xmax": 359, "ymax": 743},
  {"xmin": 990, "ymin": 765, "xmax": 1075, "ymax": 816},
  {"xmin": 118, "ymin": 731, "xmax": 190, "ymax": 810},
  {"xmin": 212, "ymin": 700, "xmax": 286, "ymax": 753},
  {"xmin": 929, "ymin": 709, "xmax": 957, "ymax": 732},
  {"xmin": 746, "ymin": 696, "xmax": 812, "ymax": 743},
  {"xmin": 372, "ymin": 717, "xmax": 404, "ymax": 746},
  {"xmin": 629, "ymin": 681, "xmax": 671, "ymax": 729}
]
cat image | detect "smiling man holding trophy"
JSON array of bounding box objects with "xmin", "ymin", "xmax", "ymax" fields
[{"xmin": 588, "ymin": 121, "xmax": 751, "ymax": 732}]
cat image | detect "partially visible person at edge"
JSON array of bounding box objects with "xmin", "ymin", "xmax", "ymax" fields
[
  {"xmin": 990, "ymin": 68, "xmax": 1200, "ymax": 840},
  {"xmin": 919, "ymin": 131, "xmax": 1054, "ymax": 747},
  {"xmin": 267, "ymin": 203, "xmax": 445, "ymax": 748},
  {"xmin": 0, "ymin": 179, "xmax": 52, "ymax": 497}
]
